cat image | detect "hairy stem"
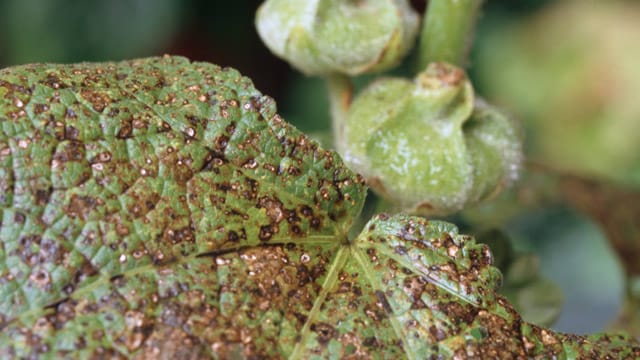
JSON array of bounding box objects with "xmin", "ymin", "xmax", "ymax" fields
[
  {"xmin": 418, "ymin": 0, "xmax": 484, "ymax": 69},
  {"xmin": 326, "ymin": 73, "xmax": 353, "ymax": 153}
]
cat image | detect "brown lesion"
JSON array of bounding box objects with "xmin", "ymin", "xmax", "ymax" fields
[
  {"xmin": 52, "ymin": 140, "xmax": 87, "ymax": 166},
  {"xmin": 34, "ymin": 187, "xmax": 53, "ymax": 207},
  {"xmin": 310, "ymin": 322, "xmax": 336, "ymax": 345},
  {"xmin": 116, "ymin": 117, "xmax": 134, "ymax": 139},
  {"xmin": 259, "ymin": 225, "xmax": 275, "ymax": 242},
  {"xmin": 41, "ymin": 73, "xmax": 69, "ymax": 89},
  {"xmin": 163, "ymin": 226, "xmax": 195, "ymax": 246},
  {"xmin": 257, "ymin": 196, "xmax": 285, "ymax": 224},
  {"xmin": 66, "ymin": 194, "xmax": 97, "ymax": 220},
  {"xmin": 135, "ymin": 323, "xmax": 209, "ymax": 360},
  {"xmin": 80, "ymin": 89, "xmax": 111, "ymax": 113},
  {"xmin": 124, "ymin": 188, "xmax": 160, "ymax": 219}
]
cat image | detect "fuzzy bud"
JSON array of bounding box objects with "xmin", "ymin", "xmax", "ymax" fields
[
  {"xmin": 342, "ymin": 63, "xmax": 522, "ymax": 215},
  {"xmin": 255, "ymin": 0, "xmax": 419, "ymax": 76}
]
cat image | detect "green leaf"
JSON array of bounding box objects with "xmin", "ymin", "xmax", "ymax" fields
[
  {"xmin": 0, "ymin": 56, "xmax": 365, "ymax": 358},
  {"xmin": 1, "ymin": 56, "xmax": 638, "ymax": 358}
]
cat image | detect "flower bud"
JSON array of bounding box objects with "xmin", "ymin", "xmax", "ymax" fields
[
  {"xmin": 255, "ymin": 0, "xmax": 419, "ymax": 76},
  {"xmin": 342, "ymin": 63, "xmax": 522, "ymax": 215}
]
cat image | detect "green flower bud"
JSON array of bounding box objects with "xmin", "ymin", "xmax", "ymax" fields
[
  {"xmin": 255, "ymin": 0, "xmax": 419, "ymax": 75},
  {"xmin": 342, "ymin": 63, "xmax": 522, "ymax": 215}
]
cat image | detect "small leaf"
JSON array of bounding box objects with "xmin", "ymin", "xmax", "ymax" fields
[
  {"xmin": 501, "ymin": 254, "xmax": 564, "ymax": 327},
  {"xmin": 476, "ymin": 229, "xmax": 563, "ymax": 327},
  {"xmin": 510, "ymin": 277, "xmax": 563, "ymax": 327}
]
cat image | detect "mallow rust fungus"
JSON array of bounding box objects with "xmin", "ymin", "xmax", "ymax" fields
[{"xmin": 0, "ymin": 56, "xmax": 638, "ymax": 359}]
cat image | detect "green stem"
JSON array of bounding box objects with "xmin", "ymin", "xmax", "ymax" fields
[
  {"xmin": 325, "ymin": 73, "xmax": 353, "ymax": 154},
  {"xmin": 418, "ymin": 0, "xmax": 484, "ymax": 69}
]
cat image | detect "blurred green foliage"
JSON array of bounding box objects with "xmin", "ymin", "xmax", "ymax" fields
[
  {"xmin": 473, "ymin": 0, "xmax": 640, "ymax": 186},
  {"xmin": 0, "ymin": 0, "xmax": 182, "ymax": 63}
]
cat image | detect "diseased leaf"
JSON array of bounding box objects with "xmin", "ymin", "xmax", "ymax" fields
[
  {"xmin": 0, "ymin": 56, "xmax": 365, "ymax": 358},
  {"xmin": 350, "ymin": 215, "xmax": 637, "ymax": 358},
  {"xmin": 0, "ymin": 57, "xmax": 639, "ymax": 358}
]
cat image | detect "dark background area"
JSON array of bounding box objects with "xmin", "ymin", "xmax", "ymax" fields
[{"xmin": 0, "ymin": 0, "xmax": 549, "ymax": 111}]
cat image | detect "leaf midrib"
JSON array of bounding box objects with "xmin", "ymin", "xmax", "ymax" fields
[
  {"xmin": 288, "ymin": 245, "xmax": 349, "ymax": 359},
  {"xmin": 352, "ymin": 245, "xmax": 418, "ymax": 360},
  {"xmin": 371, "ymin": 242, "xmax": 480, "ymax": 306}
]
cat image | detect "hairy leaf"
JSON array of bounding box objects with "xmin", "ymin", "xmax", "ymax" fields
[{"xmin": 0, "ymin": 57, "xmax": 638, "ymax": 358}]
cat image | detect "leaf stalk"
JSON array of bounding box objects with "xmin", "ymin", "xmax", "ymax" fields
[
  {"xmin": 418, "ymin": 0, "xmax": 484, "ymax": 69},
  {"xmin": 326, "ymin": 73, "xmax": 353, "ymax": 153}
]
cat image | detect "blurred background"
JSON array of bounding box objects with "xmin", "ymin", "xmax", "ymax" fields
[{"xmin": 1, "ymin": 0, "xmax": 638, "ymax": 338}]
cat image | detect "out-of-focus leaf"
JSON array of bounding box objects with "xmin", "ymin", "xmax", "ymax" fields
[
  {"xmin": 502, "ymin": 254, "xmax": 563, "ymax": 327},
  {"xmin": 560, "ymin": 175, "xmax": 640, "ymax": 276},
  {"xmin": 508, "ymin": 206, "xmax": 625, "ymax": 335},
  {"xmin": 462, "ymin": 167, "xmax": 629, "ymax": 334},
  {"xmin": 475, "ymin": 228, "xmax": 514, "ymax": 271},
  {"xmin": 476, "ymin": 230, "xmax": 562, "ymax": 327},
  {"xmin": 0, "ymin": 57, "xmax": 638, "ymax": 358},
  {"xmin": 510, "ymin": 277, "xmax": 563, "ymax": 328},
  {"xmin": 464, "ymin": 163, "xmax": 640, "ymax": 280},
  {"xmin": 559, "ymin": 175, "xmax": 640, "ymax": 339},
  {"xmin": 610, "ymin": 276, "xmax": 640, "ymax": 340}
]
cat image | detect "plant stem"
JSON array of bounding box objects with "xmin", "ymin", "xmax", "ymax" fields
[
  {"xmin": 418, "ymin": 0, "xmax": 484, "ymax": 69},
  {"xmin": 326, "ymin": 74, "xmax": 353, "ymax": 153}
]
